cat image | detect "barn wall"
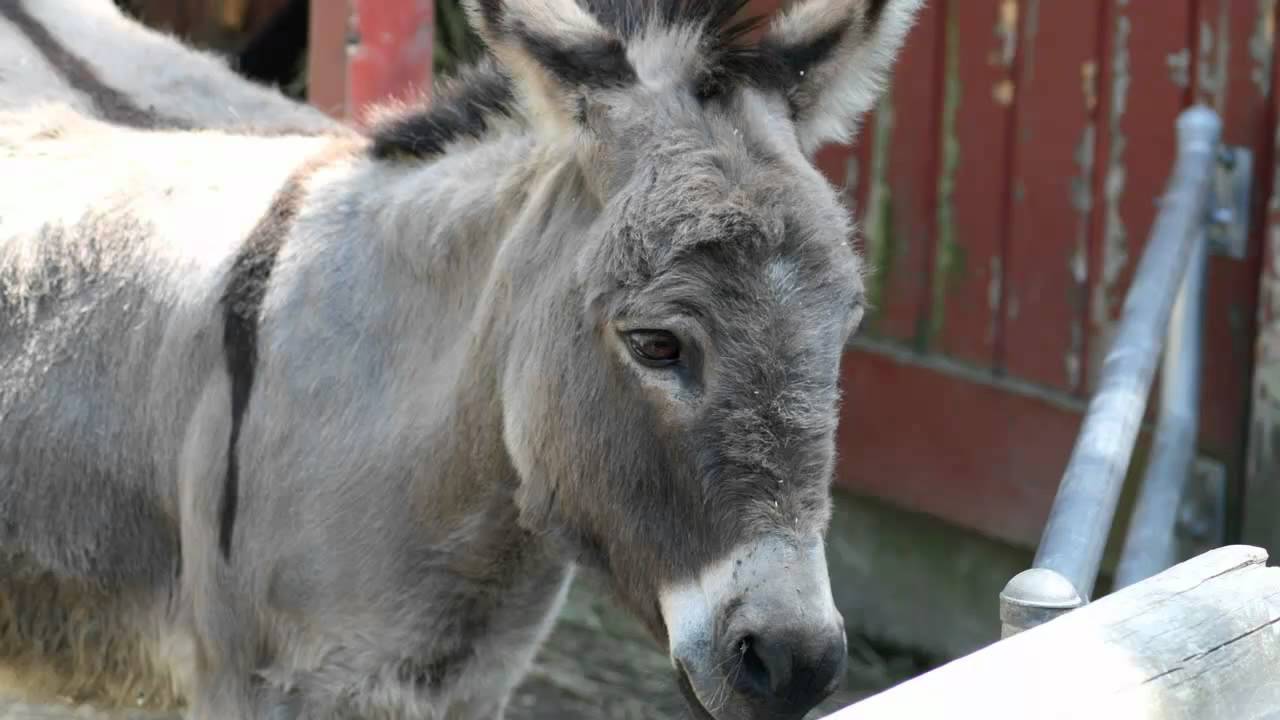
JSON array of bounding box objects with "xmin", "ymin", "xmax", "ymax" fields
[
  {"xmin": 307, "ymin": 0, "xmax": 434, "ymax": 124},
  {"xmin": 817, "ymin": 0, "xmax": 1279, "ymax": 553},
  {"xmin": 1245, "ymin": 20, "xmax": 1280, "ymax": 560}
]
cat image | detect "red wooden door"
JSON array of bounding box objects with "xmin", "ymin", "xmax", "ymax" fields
[
  {"xmin": 307, "ymin": 0, "xmax": 434, "ymax": 125},
  {"xmin": 821, "ymin": 0, "xmax": 1278, "ymax": 551}
]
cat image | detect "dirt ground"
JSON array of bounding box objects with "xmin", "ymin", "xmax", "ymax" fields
[{"xmin": 0, "ymin": 578, "xmax": 923, "ymax": 719}]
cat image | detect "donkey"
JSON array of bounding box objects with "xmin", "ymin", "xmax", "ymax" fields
[
  {"xmin": 0, "ymin": 0, "xmax": 341, "ymax": 134},
  {"xmin": 0, "ymin": 0, "xmax": 923, "ymax": 718}
]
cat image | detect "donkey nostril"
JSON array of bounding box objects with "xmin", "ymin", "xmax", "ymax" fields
[
  {"xmin": 738, "ymin": 636, "xmax": 767, "ymax": 694},
  {"xmin": 727, "ymin": 626, "xmax": 846, "ymax": 713},
  {"xmin": 736, "ymin": 634, "xmax": 791, "ymax": 697}
]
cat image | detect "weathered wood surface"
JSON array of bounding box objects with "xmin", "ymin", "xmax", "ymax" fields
[
  {"xmin": 307, "ymin": 0, "xmax": 434, "ymax": 124},
  {"xmin": 828, "ymin": 0, "xmax": 1278, "ymax": 551},
  {"xmin": 0, "ymin": 576, "xmax": 911, "ymax": 719},
  {"xmin": 1245, "ymin": 0, "xmax": 1280, "ymax": 575},
  {"xmin": 825, "ymin": 545, "xmax": 1280, "ymax": 720}
]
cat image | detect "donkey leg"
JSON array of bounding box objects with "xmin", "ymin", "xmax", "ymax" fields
[
  {"xmin": 184, "ymin": 662, "xmax": 317, "ymax": 720},
  {"xmin": 183, "ymin": 674, "xmax": 259, "ymax": 720},
  {"xmin": 176, "ymin": 557, "xmax": 278, "ymax": 719}
]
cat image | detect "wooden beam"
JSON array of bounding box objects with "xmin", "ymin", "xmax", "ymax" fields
[
  {"xmin": 824, "ymin": 545, "xmax": 1280, "ymax": 720},
  {"xmin": 1244, "ymin": 0, "xmax": 1280, "ymax": 566},
  {"xmin": 835, "ymin": 341, "xmax": 1089, "ymax": 549},
  {"xmin": 307, "ymin": 0, "xmax": 433, "ymax": 124}
]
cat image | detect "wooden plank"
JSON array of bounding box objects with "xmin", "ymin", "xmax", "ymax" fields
[
  {"xmin": 1001, "ymin": 0, "xmax": 1104, "ymax": 390},
  {"xmin": 307, "ymin": 0, "xmax": 434, "ymax": 124},
  {"xmin": 825, "ymin": 545, "xmax": 1280, "ymax": 720},
  {"xmin": 859, "ymin": 0, "xmax": 944, "ymax": 345},
  {"xmin": 305, "ymin": 0, "xmax": 348, "ymax": 119},
  {"xmin": 1193, "ymin": 0, "xmax": 1273, "ymax": 525},
  {"xmin": 1083, "ymin": 1, "xmax": 1193, "ymax": 395},
  {"xmin": 1078, "ymin": 0, "xmax": 1193, "ymax": 477},
  {"xmin": 1244, "ymin": 1, "xmax": 1280, "ymax": 560},
  {"xmin": 834, "ymin": 341, "xmax": 1086, "ymax": 548},
  {"xmin": 347, "ymin": 0, "xmax": 433, "ymax": 125},
  {"xmin": 929, "ymin": 0, "xmax": 1019, "ymax": 368}
]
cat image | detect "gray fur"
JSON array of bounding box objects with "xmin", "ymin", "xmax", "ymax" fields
[
  {"xmin": 0, "ymin": 0, "xmax": 345, "ymax": 134},
  {"xmin": 0, "ymin": 1, "xmax": 923, "ymax": 718}
]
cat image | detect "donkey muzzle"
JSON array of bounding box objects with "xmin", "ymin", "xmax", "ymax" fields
[{"xmin": 661, "ymin": 535, "xmax": 847, "ymax": 719}]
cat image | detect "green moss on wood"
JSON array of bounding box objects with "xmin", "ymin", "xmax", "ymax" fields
[
  {"xmin": 924, "ymin": 7, "xmax": 965, "ymax": 351},
  {"xmin": 862, "ymin": 96, "xmax": 897, "ymax": 332}
]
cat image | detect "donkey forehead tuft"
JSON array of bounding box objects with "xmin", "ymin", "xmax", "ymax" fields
[
  {"xmin": 581, "ymin": 0, "xmax": 756, "ymax": 39},
  {"xmin": 521, "ymin": 0, "xmax": 797, "ymax": 98},
  {"xmin": 602, "ymin": 166, "xmax": 856, "ymax": 292},
  {"xmin": 585, "ymin": 0, "xmax": 797, "ymax": 97}
]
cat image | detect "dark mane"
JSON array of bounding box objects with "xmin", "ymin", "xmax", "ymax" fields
[
  {"xmin": 368, "ymin": 0, "xmax": 849, "ymax": 160},
  {"xmin": 369, "ymin": 58, "xmax": 517, "ymax": 161},
  {"xmin": 581, "ymin": 0, "xmax": 754, "ymax": 39},
  {"xmin": 582, "ymin": 0, "xmax": 794, "ymax": 100}
]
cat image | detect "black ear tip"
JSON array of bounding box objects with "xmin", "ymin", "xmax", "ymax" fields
[
  {"xmin": 368, "ymin": 59, "xmax": 516, "ymax": 161},
  {"xmin": 866, "ymin": 0, "xmax": 892, "ymax": 26},
  {"xmin": 516, "ymin": 30, "xmax": 638, "ymax": 89},
  {"xmin": 778, "ymin": 23, "xmax": 848, "ymax": 77}
]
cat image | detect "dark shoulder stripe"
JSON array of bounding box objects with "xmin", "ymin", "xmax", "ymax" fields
[
  {"xmin": 0, "ymin": 1, "xmax": 185, "ymax": 129},
  {"xmin": 217, "ymin": 145, "xmax": 349, "ymax": 560}
]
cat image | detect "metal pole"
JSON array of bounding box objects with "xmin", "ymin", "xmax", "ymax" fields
[
  {"xmin": 1112, "ymin": 228, "xmax": 1207, "ymax": 590},
  {"xmin": 999, "ymin": 106, "xmax": 1221, "ymax": 636}
]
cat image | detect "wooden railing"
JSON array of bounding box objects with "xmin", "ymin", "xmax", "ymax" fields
[
  {"xmin": 819, "ymin": 104, "xmax": 1267, "ymax": 720},
  {"xmin": 821, "ymin": 545, "xmax": 1280, "ymax": 719},
  {"xmin": 999, "ymin": 106, "xmax": 1250, "ymax": 636}
]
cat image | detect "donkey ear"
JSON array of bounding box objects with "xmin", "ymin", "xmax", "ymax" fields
[
  {"xmin": 462, "ymin": 0, "xmax": 636, "ymax": 130},
  {"xmin": 761, "ymin": 0, "xmax": 926, "ymax": 156}
]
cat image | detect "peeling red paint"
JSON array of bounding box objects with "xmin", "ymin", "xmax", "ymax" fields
[
  {"xmin": 836, "ymin": 342, "xmax": 1087, "ymax": 549},
  {"xmin": 856, "ymin": 0, "xmax": 945, "ymax": 344},
  {"xmin": 1245, "ymin": 1, "xmax": 1280, "ymax": 549},
  {"xmin": 1195, "ymin": 0, "xmax": 1272, "ymax": 534},
  {"xmin": 307, "ymin": 0, "xmax": 433, "ymax": 124},
  {"xmin": 347, "ymin": 0, "xmax": 433, "ymax": 126},
  {"xmin": 930, "ymin": 0, "xmax": 1019, "ymax": 367},
  {"xmin": 793, "ymin": 0, "xmax": 1277, "ymax": 542},
  {"xmin": 1002, "ymin": 0, "xmax": 1103, "ymax": 390}
]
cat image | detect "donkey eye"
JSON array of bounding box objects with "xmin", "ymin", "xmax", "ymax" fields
[{"xmin": 626, "ymin": 330, "xmax": 681, "ymax": 367}]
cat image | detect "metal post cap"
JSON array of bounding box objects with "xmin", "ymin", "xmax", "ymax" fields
[
  {"xmin": 1176, "ymin": 105, "xmax": 1222, "ymax": 149},
  {"xmin": 998, "ymin": 568, "xmax": 1084, "ymax": 638},
  {"xmin": 999, "ymin": 568, "xmax": 1083, "ymax": 609}
]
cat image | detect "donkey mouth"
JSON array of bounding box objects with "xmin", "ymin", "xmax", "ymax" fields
[{"xmin": 675, "ymin": 662, "xmax": 719, "ymax": 720}]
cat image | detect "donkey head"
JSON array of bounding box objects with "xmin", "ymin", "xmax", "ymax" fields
[{"xmin": 473, "ymin": 1, "xmax": 923, "ymax": 717}]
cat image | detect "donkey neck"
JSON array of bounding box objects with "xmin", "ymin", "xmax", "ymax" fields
[{"xmin": 314, "ymin": 131, "xmax": 594, "ymax": 546}]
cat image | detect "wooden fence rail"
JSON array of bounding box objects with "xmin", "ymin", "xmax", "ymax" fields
[{"xmin": 824, "ymin": 545, "xmax": 1280, "ymax": 720}]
